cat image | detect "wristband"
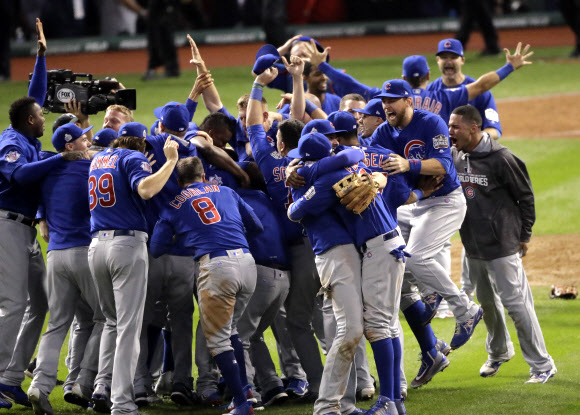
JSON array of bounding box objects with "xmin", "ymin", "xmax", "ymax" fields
[
  {"xmin": 304, "ymin": 99, "xmax": 317, "ymax": 115},
  {"xmin": 413, "ymin": 189, "xmax": 424, "ymax": 200},
  {"xmin": 252, "ymin": 83, "xmax": 264, "ymax": 89},
  {"xmin": 495, "ymin": 63, "xmax": 514, "ymax": 81},
  {"xmin": 250, "ymin": 86, "xmax": 263, "ymax": 101},
  {"xmin": 408, "ymin": 159, "xmax": 421, "ymax": 175}
]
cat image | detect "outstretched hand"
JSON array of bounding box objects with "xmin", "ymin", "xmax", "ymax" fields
[
  {"xmin": 281, "ymin": 55, "xmax": 304, "ymax": 77},
  {"xmin": 304, "ymin": 39, "xmax": 330, "ymax": 68},
  {"xmin": 36, "ymin": 18, "xmax": 46, "ymax": 56},
  {"xmin": 505, "ymin": 42, "xmax": 533, "ymax": 70},
  {"xmin": 187, "ymin": 34, "xmax": 207, "ymax": 72}
]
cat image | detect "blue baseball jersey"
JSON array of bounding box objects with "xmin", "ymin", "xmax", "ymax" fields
[
  {"xmin": 410, "ymin": 87, "xmax": 469, "ymax": 124},
  {"xmin": 247, "ymin": 124, "xmax": 304, "ymax": 244},
  {"xmin": 150, "ymin": 183, "xmax": 263, "ymax": 259},
  {"xmin": 321, "ymin": 93, "xmax": 341, "ymax": 115},
  {"xmin": 290, "ymin": 161, "xmax": 395, "ymax": 248},
  {"xmin": 370, "ymin": 109, "xmax": 460, "ymax": 197},
  {"xmin": 317, "ymin": 62, "xmax": 381, "ymax": 102},
  {"xmin": 428, "ymin": 76, "xmax": 502, "ymax": 135},
  {"xmin": 0, "ymin": 127, "xmax": 43, "ymax": 217},
  {"xmin": 89, "ymin": 148, "xmax": 153, "ymax": 233},
  {"xmin": 237, "ymin": 188, "xmax": 290, "ymax": 269},
  {"xmin": 220, "ymin": 106, "xmax": 251, "ymax": 162},
  {"xmin": 40, "ymin": 160, "xmax": 92, "ymax": 251}
]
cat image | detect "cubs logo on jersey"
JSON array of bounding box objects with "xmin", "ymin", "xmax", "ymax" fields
[
  {"xmin": 404, "ymin": 140, "xmax": 426, "ymax": 160},
  {"xmin": 141, "ymin": 162, "xmax": 152, "ymax": 173},
  {"xmin": 464, "ymin": 186, "xmax": 476, "ymax": 199}
]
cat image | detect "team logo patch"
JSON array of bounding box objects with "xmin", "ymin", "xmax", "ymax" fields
[
  {"xmin": 366, "ymin": 251, "xmax": 372, "ymax": 258},
  {"xmin": 64, "ymin": 133, "xmax": 73, "ymax": 142},
  {"xmin": 384, "ymin": 83, "xmax": 391, "ymax": 91},
  {"xmin": 465, "ymin": 186, "xmax": 475, "ymax": 199},
  {"xmin": 5, "ymin": 150, "xmax": 21, "ymax": 163},
  {"xmin": 304, "ymin": 186, "xmax": 316, "ymax": 200},
  {"xmin": 311, "ymin": 127, "xmax": 318, "ymax": 133},
  {"xmin": 266, "ymin": 135, "xmax": 276, "ymax": 147},
  {"xmin": 433, "ymin": 134, "xmax": 449, "ymax": 149},
  {"xmin": 141, "ymin": 162, "xmax": 152, "ymax": 173},
  {"xmin": 444, "ymin": 40, "xmax": 452, "ymax": 48},
  {"xmin": 485, "ymin": 108, "xmax": 500, "ymax": 123},
  {"xmin": 270, "ymin": 151, "xmax": 282, "ymax": 159},
  {"xmin": 404, "ymin": 140, "xmax": 425, "ymax": 160},
  {"xmin": 208, "ymin": 174, "xmax": 223, "ymax": 186},
  {"xmin": 444, "ymin": 198, "xmax": 450, "ymax": 203}
]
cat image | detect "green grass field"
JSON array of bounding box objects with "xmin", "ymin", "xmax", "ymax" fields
[{"xmin": 1, "ymin": 44, "xmax": 579, "ymax": 414}]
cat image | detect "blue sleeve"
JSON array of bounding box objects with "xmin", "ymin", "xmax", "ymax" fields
[
  {"xmin": 185, "ymin": 98, "xmax": 197, "ymax": 121},
  {"xmin": 235, "ymin": 191, "xmax": 264, "ymax": 235},
  {"xmin": 247, "ymin": 124, "xmax": 279, "ymax": 171},
  {"xmin": 218, "ymin": 105, "xmax": 236, "ymax": 123},
  {"xmin": 36, "ymin": 204, "xmax": 45, "ymax": 220},
  {"xmin": 149, "ymin": 218, "xmax": 175, "ymax": 258},
  {"xmin": 443, "ymin": 86, "xmax": 469, "ymax": 110},
  {"xmin": 12, "ymin": 154, "xmax": 65, "ymax": 185},
  {"xmin": 28, "ymin": 55, "xmax": 47, "ymax": 106},
  {"xmin": 301, "ymin": 148, "xmax": 364, "ymax": 178},
  {"xmin": 123, "ymin": 152, "xmax": 153, "ymax": 193},
  {"xmin": 288, "ymin": 177, "xmax": 336, "ymax": 221},
  {"xmin": 266, "ymin": 65, "xmax": 293, "ymax": 93},
  {"xmin": 470, "ymin": 91, "xmax": 502, "ymax": 136},
  {"xmin": 318, "ymin": 62, "xmax": 381, "ymax": 101},
  {"xmin": 424, "ymin": 119, "xmax": 454, "ymax": 174}
]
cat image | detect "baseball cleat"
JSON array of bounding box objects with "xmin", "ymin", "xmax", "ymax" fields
[
  {"xmin": 170, "ymin": 382, "xmax": 197, "ymax": 406},
  {"xmin": 356, "ymin": 386, "xmax": 375, "ymax": 401},
  {"xmin": 0, "ymin": 382, "xmax": 32, "ymax": 407},
  {"xmin": 154, "ymin": 370, "xmax": 173, "ymax": 397},
  {"xmin": 222, "ymin": 385, "xmax": 258, "ymax": 412},
  {"xmin": 223, "ymin": 400, "xmax": 254, "ymax": 415},
  {"xmin": 525, "ymin": 367, "xmax": 557, "ymax": 384},
  {"xmin": 24, "ymin": 358, "xmax": 37, "ymax": 379},
  {"xmin": 91, "ymin": 383, "xmax": 112, "ymax": 413},
  {"xmin": 135, "ymin": 392, "xmax": 150, "ymax": 408},
  {"xmin": 401, "ymin": 386, "xmax": 407, "ymax": 399},
  {"xmin": 420, "ymin": 293, "xmax": 443, "ymax": 325},
  {"xmin": 63, "ymin": 383, "xmax": 91, "ymax": 408},
  {"xmin": 436, "ymin": 338, "xmax": 452, "ymax": 356},
  {"xmin": 411, "ymin": 350, "xmax": 450, "ymax": 388},
  {"xmin": 262, "ymin": 386, "xmax": 288, "ymax": 406},
  {"xmin": 0, "ymin": 395, "xmax": 11, "ymax": 409},
  {"xmin": 347, "ymin": 408, "xmax": 366, "ymax": 415},
  {"xmin": 285, "ymin": 378, "xmax": 309, "ymax": 397},
  {"xmin": 450, "ymin": 306, "xmax": 483, "ymax": 350},
  {"xmin": 365, "ymin": 395, "xmax": 397, "ymax": 415},
  {"xmin": 480, "ymin": 360, "xmax": 508, "ymax": 377},
  {"xmin": 200, "ymin": 390, "xmax": 223, "ymax": 406},
  {"xmin": 28, "ymin": 386, "xmax": 53, "ymax": 415},
  {"xmin": 395, "ymin": 398, "xmax": 407, "ymax": 415}
]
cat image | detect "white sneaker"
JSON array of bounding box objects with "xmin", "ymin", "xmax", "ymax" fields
[
  {"xmin": 28, "ymin": 386, "xmax": 54, "ymax": 415},
  {"xmin": 525, "ymin": 367, "xmax": 557, "ymax": 384}
]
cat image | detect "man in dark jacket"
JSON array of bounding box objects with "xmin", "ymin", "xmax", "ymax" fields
[{"xmin": 449, "ymin": 105, "xmax": 557, "ymax": 384}]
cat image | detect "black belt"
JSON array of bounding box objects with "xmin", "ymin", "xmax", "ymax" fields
[
  {"xmin": 258, "ymin": 263, "xmax": 291, "ymax": 272},
  {"xmin": 2, "ymin": 211, "xmax": 35, "ymax": 227},
  {"xmin": 208, "ymin": 248, "xmax": 250, "ymax": 260},
  {"xmin": 360, "ymin": 229, "xmax": 399, "ymax": 253},
  {"xmin": 91, "ymin": 230, "xmax": 136, "ymax": 238}
]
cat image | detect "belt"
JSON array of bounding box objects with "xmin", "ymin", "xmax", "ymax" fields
[
  {"xmin": 0, "ymin": 210, "xmax": 35, "ymax": 227},
  {"xmin": 208, "ymin": 248, "xmax": 250, "ymax": 260},
  {"xmin": 258, "ymin": 262, "xmax": 291, "ymax": 272},
  {"xmin": 360, "ymin": 229, "xmax": 399, "ymax": 253},
  {"xmin": 91, "ymin": 230, "xmax": 136, "ymax": 238}
]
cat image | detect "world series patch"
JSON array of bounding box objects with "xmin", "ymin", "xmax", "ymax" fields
[
  {"xmin": 432, "ymin": 134, "xmax": 449, "ymax": 149},
  {"xmin": 5, "ymin": 150, "xmax": 21, "ymax": 162}
]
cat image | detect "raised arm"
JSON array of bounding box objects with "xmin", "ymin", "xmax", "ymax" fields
[
  {"xmin": 187, "ymin": 34, "xmax": 224, "ymax": 113},
  {"xmin": 282, "ymin": 55, "xmax": 306, "ymax": 121},
  {"xmin": 138, "ymin": 138, "xmax": 179, "ymax": 199},
  {"xmin": 28, "ymin": 18, "xmax": 47, "ymax": 105},
  {"xmin": 248, "ymin": 67, "xmax": 279, "ymax": 127}
]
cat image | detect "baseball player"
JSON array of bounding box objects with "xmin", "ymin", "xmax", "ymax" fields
[
  {"xmin": 149, "ymin": 156, "xmax": 263, "ymax": 415},
  {"xmin": 449, "ymin": 105, "xmax": 557, "ymax": 384},
  {"xmin": 351, "ymin": 99, "xmax": 385, "ymax": 146},
  {"xmin": 88, "ymin": 124, "xmax": 178, "ymax": 415},
  {"xmin": 27, "ymin": 124, "xmax": 105, "ymax": 415}
]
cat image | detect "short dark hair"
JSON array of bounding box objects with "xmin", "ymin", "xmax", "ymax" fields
[
  {"xmin": 9, "ymin": 97, "xmax": 37, "ymax": 130},
  {"xmin": 405, "ymin": 74, "xmax": 429, "ymax": 89},
  {"xmin": 452, "ymin": 105, "xmax": 482, "ymax": 129},
  {"xmin": 199, "ymin": 112, "xmax": 235, "ymax": 135},
  {"xmin": 177, "ymin": 156, "xmax": 204, "ymax": 186},
  {"xmin": 278, "ymin": 118, "xmax": 304, "ymax": 149},
  {"xmin": 111, "ymin": 136, "xmax": 146, "ymax": 153},
  {"xmin": 339, "ymin": 93, "xmax": 366, "ymax": 110}
]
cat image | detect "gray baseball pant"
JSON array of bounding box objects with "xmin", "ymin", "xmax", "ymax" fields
[{"xmin": 271, "ymin": 306, "xmax": 308, "ymax": 382}]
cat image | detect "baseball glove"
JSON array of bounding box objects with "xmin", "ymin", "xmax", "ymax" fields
[
  {"xmin": 550, "ymin": 285, "xmax": 578, "ymax": 300},
  {"xmin": 332, "ymin": 172, "xmax": 379, "ymax": 214}
]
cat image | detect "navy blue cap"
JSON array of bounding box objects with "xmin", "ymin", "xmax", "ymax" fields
[
  {"xmin": 327, "ymin": 111, "xmax": 358, "ymax": 133},
  {"xmin": 287, "ymin": 132, "xmax": 333, "ymax": 160},
  {"xmin": 52, "ymin": 123, "xmax": 93, "ymax": 151},
  {"xmin": 403, "ymin": 55, "xmax": 430, "ymax": 78},
  {"xmin": 118, "ymin": 122, "xmax": 147, "ymax": 138},
  {"xmin": 153, "ymin": 101, "xmax": 190, "ymax": 133},
  {"xmin": 436, "ymin": 39, "xmax": 464, "ymax": 57},
  {"xmin": 301, "ymin": 119, "xmax": 343, "ymax": 136},
  {"xmin": 92, "ymin": 128, "xmax": 118, "ymax": 147},
  {"xmin": 375, "ymin": 79, "xmax": 413, "ymax": 99},
  {"xmin": 253, "ymin": 44, "xmax": 281, "ymax": 75},
  {"xmin": 52, "ymin": 113, "xmax": 78, "ymax": 133},
  {"xmin": 352, "ymin": 98, "xmax": 386, "ymax": 120}
]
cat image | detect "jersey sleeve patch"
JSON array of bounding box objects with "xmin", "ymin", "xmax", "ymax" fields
[
  {"xmin": 141, "ymin": 161, "xmax": 152, "ymax": 173},
  {"xmin": 270, "ymin": 151, "xmax": 283, "ymax": 159},
  {"xmin": 432, "ymin": 134, "xmax": 449, "ymax": 149},
  {"xmin": 304, "ymin": 186, "xmax": 316, "ymax": 200},
  {"xmin": 484, "ymin": 108, "xmax": 499, "ymax": 123},
  {"xmin": 5, "ymin": 150, "xmax": 21, "ymax": 162}
]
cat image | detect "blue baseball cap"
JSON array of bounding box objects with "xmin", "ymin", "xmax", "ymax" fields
[
  {"xmin": 287, "ymin": 132, "xmax": 333, "ymax": 160},
  {"xmin": 436, "ymin": 39, "xmax": 464, "ymax": 57},
  {"xmin": 253, "ymin": 44, "xmax": 281, "ymax": 75},
  {"xmin": 327, "ymin": 111, "xmax": 358, "ymax": 133},
  {"xmin": 118, "ymin": 122, "xmax": 147, "ymax": 138},
  {"xmin": 153, "ymin": 101, "xmax": 190, "ymax": 133},
  {"xmin": 301, "ymin": 119, "xmax": 344, "ymax": 136},
  {"xmin": 375, "ymin": 79, "xmax": 413, "ymax": 99},
  {"xmin": 52, "ymin": 123, "xmax": 93, "ymax": 152},
  {"xmin": 403, "ymin": 55, "xmax": 430, "ymax": 78},
  {"xmin": 352, "ymin": 98, "xmax": 386, "ymax": 120},
  {"xmin": 92, "ymin": 128, "xmax": 117, "ymax": 147}
]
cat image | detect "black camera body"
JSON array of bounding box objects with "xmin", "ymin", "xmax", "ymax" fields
[{"xmin": 32, "ymin": 69, "xmax": 137, "ymax": 115}]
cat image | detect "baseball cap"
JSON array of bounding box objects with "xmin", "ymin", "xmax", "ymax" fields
[
  {"xmin": 52, "ymin": 113, "xmax": 78, "ymax": 133},
  {"xmin": 287, "ymin": 132, "xmax": 332, "ymax": 160},
  {"xmin": 253, "ymin": 44, "xmax": 280, "ymax": 75},
  {"xmin": 118, "ymin": 122, "xmax": 147, "ymax": 138},
  {"xmin": 92, "ymin": 128, "xmax": 118, "ymax": 147},
  {"xmin": 52, "ymin": 123, "xmax": 93, "ymax": 152},
  {"xmin": 301, "ymin": 119, "xmax": 344, "ymax": 136},
  {"xmin": 402, "ymin": 55, "xmax": 430, "ymax": 78},
  {"xmin": 436, "ymin": 39, "xmax": 464, "ymax": 57},
  {"xmin": 375, "ymin": 79, "xmax": 413, "ymax": 99},
  {"xmin": 352, "ymin": 98, "xmax": 386, "ymax": 120},
  {"xmin": 153, "ymin": 102, "xmax": 190, "ymax": 133},
  {"xmin": 327, "ymin": 111, "xmax": 358, "ymax": 133}
]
